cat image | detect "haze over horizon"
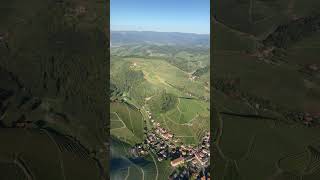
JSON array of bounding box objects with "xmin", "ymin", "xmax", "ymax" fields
[
  {"xmin": 111, "ymin": 0, "xmax": 210, "ymax": 34},
  {"xmin": 110, "ymin": 29, "xmax": 210, "ymax": 35}
]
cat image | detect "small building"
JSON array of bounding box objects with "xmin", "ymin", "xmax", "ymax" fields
[
  {"xmin": 195, "ymin": 152, "xmax": 207, "ymax": 166},
  {"xmin": 160, "ymin": 128, "xmax": 166, "ymax": 133},
  {"xmin": 161, "ymin": 133, "xmax": 171, "ymax": 140},
  {"xmin": 192, "ymin": 159, "xmax": 198, "ymax": 165},
  {"xmin": 202, "ymin": 149, "xmax": 209, "ymax": 154},
  {"xmin": 185, "ymin": 156, "xmax": 194, "ymax": 162},
  {"xmin": 170, "ymin": 157, "xmax": 185, "ymax": 167}
]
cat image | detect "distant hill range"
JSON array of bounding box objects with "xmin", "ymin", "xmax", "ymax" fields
[{"xmin": 111, "ymin": 31, "xmax": 209, "ymax": 47}]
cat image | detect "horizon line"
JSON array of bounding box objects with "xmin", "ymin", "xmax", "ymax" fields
[{"xmin": 110, "ymin": 29, "xmax": 210, "ymax": 35}]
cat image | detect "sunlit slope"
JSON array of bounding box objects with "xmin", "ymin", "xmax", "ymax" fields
[
  {"xmin": 122, "ymin": 57, "xmax": 209, "ymax": 98},
  {"xmin": 111, "ymin": 57, "xmax": 209, "ymax": 144},
  {"xmin": 110, "ymin": 102, "xmax": 144, "ymax": 145}
]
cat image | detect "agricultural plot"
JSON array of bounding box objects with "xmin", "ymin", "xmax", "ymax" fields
[
  {"xmin": 111, "ymin": 55, "xmax": 210, "ymax": 145},
  {"xmin": 156, "ymin": 113, "xmax": 209, "ymax": 145},
  {"xmin": 111, "ymin": 119, "xmax": 125, "ymax": 129},
  {"xmin": 122, "ymin": 57, "xmax": 209, "ymax": 98},
  {"xmin": 165, "ymin": 98, "xmax": 208, "ymax": 124},
  {"xmin": 177, "ymin": 98, "xmax": 208, "ymax": 123},
  {"xmin": 110, "ymin": 102, "xmax": 145, "ymax": 145}
]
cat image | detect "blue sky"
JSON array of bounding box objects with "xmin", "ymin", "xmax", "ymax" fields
[{"xmin": 111, "ymin": 0, "xmax": 210, "ymax": 34}]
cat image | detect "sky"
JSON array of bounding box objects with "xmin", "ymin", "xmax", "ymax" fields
[{"xmin": 111, "ymin": 0, "xmax": 210, "ymax": 34}]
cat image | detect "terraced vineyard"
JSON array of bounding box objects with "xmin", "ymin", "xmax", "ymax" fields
[{"xmin": 110, "ymin": 53, "xmax": 210, "ymax": 145}]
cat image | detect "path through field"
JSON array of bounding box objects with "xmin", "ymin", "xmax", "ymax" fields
[
  {"xmin": 150, "ymin": 154, "xmax": 159, "ymax": 180},
  {"xmin": 110, "ymin": 112, "xmax": 127, "ymax": 130},
  {"xmin": 126, "ymin": 106, "xmax": 134, "ymax": 133},
  {"xmin": 124, "ymin": 167, "xmax": 130, "ymax": 180},
  {"xmin": 213, "ymin": 18, "xmax": 258, "ymax": 41}
]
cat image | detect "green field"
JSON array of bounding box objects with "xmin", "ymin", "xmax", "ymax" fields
[
  {"xmin": 111, "ymin": 53, "xmax": 210, "ymax": 145},
  {"xmin": 110, "ymin": 102, "xmax": 144, "ymax": 145}
]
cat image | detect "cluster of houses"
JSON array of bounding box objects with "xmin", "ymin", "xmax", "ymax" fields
[
  {"xmin": 169, "ymin": 132, "xmax": 210, "ymax": 179},
  {"xmin": 130, "ymin": 118, "xmax": 210, "ymax": 179}
]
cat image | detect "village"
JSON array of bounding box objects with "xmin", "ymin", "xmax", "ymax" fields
[{"xmin": 130, "ymin": 109, "xmax": 210, "ymax": 180}]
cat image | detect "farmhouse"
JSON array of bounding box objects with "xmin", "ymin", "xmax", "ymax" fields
[
  {"xmin": 170, "ymin": 157, "xmax": 184, "ymax": 167},
  {"xmin": 161, "ymin": 132, "xmax": 173, "ymax": 140}
]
